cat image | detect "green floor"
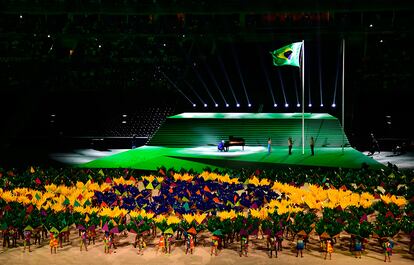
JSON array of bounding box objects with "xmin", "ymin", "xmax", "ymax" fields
[{"xmin": 79, "ymin": 145, "xmax": 384, "ymax": 172}]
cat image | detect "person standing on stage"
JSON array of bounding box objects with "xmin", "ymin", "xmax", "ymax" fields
[
  {"xmin": 267, "ymin": 137, "xmax": 272, "ymax": 154},
  {"xmin": 131, "ymin": 134, "xmax": 137, "ymax": 149},
  {"xmin": 369, "ymin": 133, "xmax": 380, "ymax": 155},
  {"xmin": 288, "ymin": 137, "xmax": 293, "ymax": 155},
  {"xmin": 310, "ymin": 136, "xmax": 315, "ymax": 156}
]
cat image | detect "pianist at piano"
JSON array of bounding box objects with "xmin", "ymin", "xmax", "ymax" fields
[
  {"xmin": 221, "ymin": 136, "xmax": 245, "ymax": 152},
  {"xmin": 217, "ymin": 140, "xmax": 225, "ymax": 151}
]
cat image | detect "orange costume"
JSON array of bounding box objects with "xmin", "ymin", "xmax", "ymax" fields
[
  {"xmin": 50, "ymin": 234, "xmax": 58, "ymax": 248},
  {"xmin": 159, "ymin": 235, "xmax": 165, "ymax": 252},
  {"xmin": 327, "ymin": 241, "xmax": 334, "ymax": 253}
]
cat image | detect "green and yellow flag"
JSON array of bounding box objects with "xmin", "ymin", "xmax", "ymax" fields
[{"xmin": 271, "ymin": 42, "xmax": 302, "ymax": 67}]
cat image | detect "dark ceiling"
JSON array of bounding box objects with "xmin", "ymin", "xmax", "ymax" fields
[{"xmin": 0, "ymin": 0, "xmax": 413, "ymax": 157}]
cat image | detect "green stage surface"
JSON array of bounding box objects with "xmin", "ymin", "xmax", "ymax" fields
[
  {"xmin": 79, "ymin": 112, "xmax": 381, "ymax": 171},
  {"xmin": 79, "ymin": 145, "xmax": 384, "ymax": 172}
]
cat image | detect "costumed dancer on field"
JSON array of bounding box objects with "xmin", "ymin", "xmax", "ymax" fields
[
  {"xmin": 267, "ymin": 234, "xmax": 277, "ymax": 258},
  {"xmin": 41, "ymin": 226, "xmax": 48, "ymax": 240},
  {"xmin": 80, "ymin": 230, "xmax": 88, "ymax": 251},
  {"xmin": 64, "ymin": 229, "xmax": 70, "ymax": 244},
  {"xmin": 158, "ymin": 234, "xmax": 165, "ymax": 254},
  {"xmin": 109, "ymin": 232, "xmax": 117, "ymax": 250},
  {"xmin": 354, "ymin": 237, "xmax": 363, "ymax": 258},
  {"xmin": 33, "ymin": 228, "xmax": 41, "ymax": 245},
  {"xmin": 382, "ymin": 238, "xmax": 394, "ymax": 262},
  {"xmin": 185, "ymin": 234, "xmax": 195, "ymax": 254},
  {"xmin": 211, "ymin": 235, "xmax": 219, "ymax": 256},
  {"xmin": 58, "ymin": 232, "xmax": 64, "ymax": 248},
  {"xmin": 88, "ymin": 228, "xmax": 96, "ymax": 245},
  {"xmin": 49, "ymin": 233, "xmax": 58, "ymax": 254},
  {"xmin": 240, "ymin": 235, "xmax": 249, "ymax": 257},
  {"xmin": 165, "ymin": 234, "xmax": 173, "ymax": 254},
  {"xmin": 296, "ymin": 235, "xmax": 304, "ymax": 257},
  {"xmin": 9, "ymin": 227, "xmax": 17, "ymax": 247},
  {"xmin": 103, "ymin": 233, "xmax": 110, "ymax": 254},
  {"xmin": 23, "ymin": 229, "xmax": 32, "ymax": 252},
  {"xmin": 137, "ymin": 235, "xmax": 146, "ymax": 255},
  {"xmin": 324, "ymin": 238, "xmax": 334, "ymax": 260},
  {"xmin": 2, "ymin": 228, "xmax": 10, "ymax": 248},
  {"xmin": 276, "ymin": 233, "xmax": 283, "ymax": 251}
]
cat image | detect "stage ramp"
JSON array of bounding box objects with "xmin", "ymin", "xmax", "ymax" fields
[{"xmin": 148, "ymin": 113, "xmax": 349, "ymax": 148}]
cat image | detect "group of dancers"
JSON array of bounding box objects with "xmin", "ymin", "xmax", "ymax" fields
[{"xmin": 3, "ymin": 227, "xmax": 395, "ymax": 261}]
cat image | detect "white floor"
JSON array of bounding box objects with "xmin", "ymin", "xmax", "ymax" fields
[
  {"xmin": 50, "ymin": 148, "xmax": 414, "ymax": 170},
  {"xmin": 49, "ymin": 149, "xmax": 129, "ymax": 165},
  {"xmin": 361, "ymin": 151, "xmax": 414, "ymax": 170}
]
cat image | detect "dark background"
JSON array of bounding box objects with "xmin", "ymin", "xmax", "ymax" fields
[{"xmin": 0, "ymin": 0, "xmax": 413, "ymax": 166}]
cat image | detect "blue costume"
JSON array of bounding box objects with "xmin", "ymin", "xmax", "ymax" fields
[{"xmin": 218, "ymin": 140, "xmax": 225, "ymax": 151}]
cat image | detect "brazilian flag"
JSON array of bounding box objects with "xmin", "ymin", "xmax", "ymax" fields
[{"xmin": 270, "ymin": 42, "xmax": 302, "ymax": 67}]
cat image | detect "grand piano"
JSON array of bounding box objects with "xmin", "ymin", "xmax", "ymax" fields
[{"xmin": 223, "ymin": 136, "xmax": 245, "ymax": 151}]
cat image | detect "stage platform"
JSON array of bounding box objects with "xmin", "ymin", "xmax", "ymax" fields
[
  {"xmin": 73, "ymin": 112, "xmax": 385, "ymax": 171},
  {"xmin": 78, "ymin": 145, "xmax": 384, "ymax": 171},
  {"xmin": 148, "ymin": 112, "xmax": 349, "ymax": 147}
]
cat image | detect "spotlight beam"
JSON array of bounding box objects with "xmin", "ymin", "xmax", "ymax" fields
[
  {"xmin": 231, "ymin": 47, "xmax": 250, "ymax": 104},
  {"xmin": 192, "ymin": 65, "xmax": 217, "ymax": 105},
  {"xmin": 258, "ymin": 46, "xmax": 276, "ymax": 105},
  {"xmin": 161, "ymin": 71, "xmax": 194, "ymax": 105},
  {"xmin": 204, "ymin": 62, "xmax": 227, "ymax": 106},
  {"xmin": 277, "ymin": 70, "xmax": 288, "ymax": 105},
  {"xmin": 293, "ymin": 71, "xmax": 300, "ymax": 106},
  {"xmin": 184, "ymin": 80, "xmax": 205, "ymax": 105},
  {"xmin": 333, "ymin": 43, "xmax": 341, "ymax": 106},
  {"xmin": 318, "ymin": 43, "xmax": 324, "ymax": 107},
  {"xmin": 218, "ymin": 56, "xmax": 238, "ymax": 105},
  {"xmin": 308, "ymin": 63, "xmax": 312, "ymax": 106}
]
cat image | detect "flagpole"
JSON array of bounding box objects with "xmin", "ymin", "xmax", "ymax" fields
[
  {"xmin": 342, "ymin": 38, "xmax": 345, "ymax": 153},
  {"xmin": 301, "ymin": 40, "xmax": 305, "ymax": 155}
]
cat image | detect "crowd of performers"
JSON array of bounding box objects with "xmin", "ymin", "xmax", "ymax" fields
[
  {"xmin": 0, "ymin": 167, "xmax": 412, "ymax": 261},
  {"xmin": 1, "ymin": 223, "xmax": 398, "ymax": 261}
]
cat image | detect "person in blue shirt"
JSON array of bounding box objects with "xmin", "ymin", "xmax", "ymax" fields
[
  {"xmin": 218, "ymin": 140, "xmax": 225, "ymax": 151},
  {"xmin": 267, "ymin": 138, "xmax": 272, "ymax": 154}
]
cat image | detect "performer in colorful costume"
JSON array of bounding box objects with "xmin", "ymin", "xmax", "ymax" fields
[
  {"xmin": 324, "ymin": 238, "xmax": 334, "ymax": 260},
  {"xmin": 185, "ymin": 234, "xmax": 195, "ymax": 254},
  {"xmin": 49, "ymin": 233, "xmax": 58, "ymax": 254}
]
